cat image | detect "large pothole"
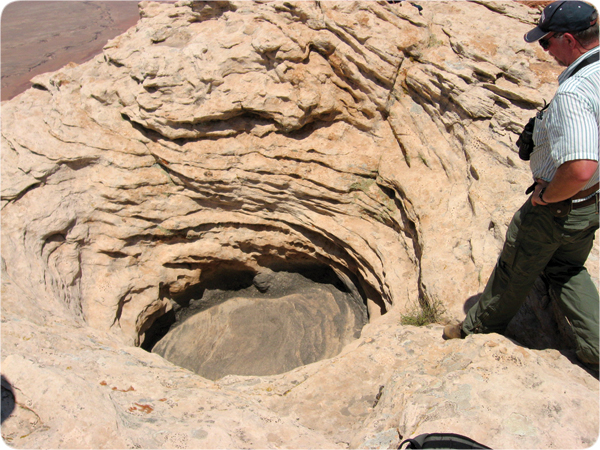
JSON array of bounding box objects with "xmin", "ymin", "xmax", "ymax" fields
[{"xmin": 143, "ymin": 264, "xmax": 372, "ymax": 380}]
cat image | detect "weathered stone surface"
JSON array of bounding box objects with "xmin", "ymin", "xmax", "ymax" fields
[
  {"xmin": 220, "ymin": 310, "xmax": 598, "ymax": 449},
  {"xmin": 0, "ymin": 309, "xmax": 338, "ymax": 449},
  {"xmin": 1, "ymin": 1, "xmax": 598, "ymax": 448},
  {"xmin": 153, "ymin": 271, "xmax": 367, "ymax": 380}
]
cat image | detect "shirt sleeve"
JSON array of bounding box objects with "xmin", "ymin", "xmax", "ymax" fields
[{"xmin": 547, "ymin": 90, "xmax": 599, "ymax": 167}]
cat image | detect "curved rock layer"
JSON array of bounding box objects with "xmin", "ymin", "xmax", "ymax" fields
[{"xmin": 1, "ymin": 1, "xmax": 598, "ymax": 448}]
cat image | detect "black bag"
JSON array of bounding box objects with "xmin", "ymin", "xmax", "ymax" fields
[
  {"xmin": 516, "ymin": 51, "xmax": 598, "ymax": 161},
  {"xmin": 516, "ymin": 115, "xmax": 536, "ymax": 161},
  {"xmin": 399, "ymin": 432, "xmax": 491, "ymax": 449}
]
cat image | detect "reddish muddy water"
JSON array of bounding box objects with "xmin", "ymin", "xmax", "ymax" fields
[{"xmin": 1, "ymin": 1, "xmax": 140, "ymax": 101}]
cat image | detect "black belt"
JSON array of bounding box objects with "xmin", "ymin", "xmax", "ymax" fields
[
  {"xmin": 572, "ymin": 193, "xmax": 599, "ymax": 210},
  {"xmin": 525, "ymin": 181, "xmax": 599, "ymax": 212}
]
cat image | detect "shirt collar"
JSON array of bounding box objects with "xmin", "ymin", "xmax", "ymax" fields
[{"xmin": 558, "ymin": 46, "xmax": 600, "ymax": 83}]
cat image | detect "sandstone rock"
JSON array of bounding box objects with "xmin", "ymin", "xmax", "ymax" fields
[
  {"xmin": 153, "ymin": 270, "xmax": 367, "ymax": 380},
  {"xmin": 220, "ymin": 310, "xmax": 598, "ymax": 449},
  {"xmin": 154, "ymin": 291, "xmax": 361, "ymax": 380},
  {"xmin": 1, "ymin": 1, "xmax": 598, "ymax": 448}
]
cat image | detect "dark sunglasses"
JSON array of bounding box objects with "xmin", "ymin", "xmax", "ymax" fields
[
  {"xmin": 539, "ymin": 33, "xmax": 563, "ymax": 50},
  {"xmin": 539, "ymin": 35, "xmax": 553, "ymax": 50}
]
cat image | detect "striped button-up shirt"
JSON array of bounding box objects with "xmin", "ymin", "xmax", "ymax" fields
[{"xmin": 531, "ymin": 46, "xmax": 599, "ymax": 196}]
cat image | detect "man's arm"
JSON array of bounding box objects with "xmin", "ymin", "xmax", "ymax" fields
[{"xmin": 532, "ymin": 159, "xmax": 599, "ymax": 206}]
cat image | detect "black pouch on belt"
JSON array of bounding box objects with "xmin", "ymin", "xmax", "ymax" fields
[
  {"xmin": 547, "ymin": 199, "xmax": 572, "ymax": 217},
  {"xmin": 525, "ymin": 182, "xmax": 572, "ymax": 217}
]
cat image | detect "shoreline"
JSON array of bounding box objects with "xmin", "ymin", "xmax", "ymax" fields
[{"xmin": 1, "ymin": 1, "xmax": 140, "ymax": 101}]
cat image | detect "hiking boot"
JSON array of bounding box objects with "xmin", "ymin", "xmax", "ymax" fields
[{"xmin": 442, "ymin": 322, "xmax": 465, "ymax": 340}]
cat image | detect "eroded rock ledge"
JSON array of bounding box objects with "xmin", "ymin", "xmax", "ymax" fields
[{"xmin": 1, "ymin": 1, "xmax": 598, "ymax": 448}]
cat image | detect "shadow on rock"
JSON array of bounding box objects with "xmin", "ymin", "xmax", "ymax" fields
[
  {"xmin": 1, "ymin": 375, "xmax": 16, "ymax": 423},
  {"xmin": 462, "ymin": 277, "xmax": 580, "ymax": 361}
]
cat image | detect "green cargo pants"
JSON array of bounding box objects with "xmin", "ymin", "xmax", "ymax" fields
[{"xmin": 462, "ymin": 198, "xmax": 599, "ymax": 365}]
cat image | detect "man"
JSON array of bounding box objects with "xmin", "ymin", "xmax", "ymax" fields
[{"xmin": 443, "ymin": 0, "xmax": 600, "ymax": 368}]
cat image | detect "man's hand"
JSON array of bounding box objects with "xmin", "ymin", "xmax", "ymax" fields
[
  {"xmin": 531, "ymin": 159, "xmax": 598, "ymax": 206},
  {"xmin": 531, "ymin": 179, "xmax": 550, "ymax": 206}
]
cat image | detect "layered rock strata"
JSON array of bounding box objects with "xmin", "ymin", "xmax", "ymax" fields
[{"xmin": 1, "ymin": 1, "xmax": 598, "ymax": 448}]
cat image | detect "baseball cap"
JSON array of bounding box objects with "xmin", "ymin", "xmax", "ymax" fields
[{"xmin": 524, "ymin": 1, "xmax": 598, "ymax": 43}]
